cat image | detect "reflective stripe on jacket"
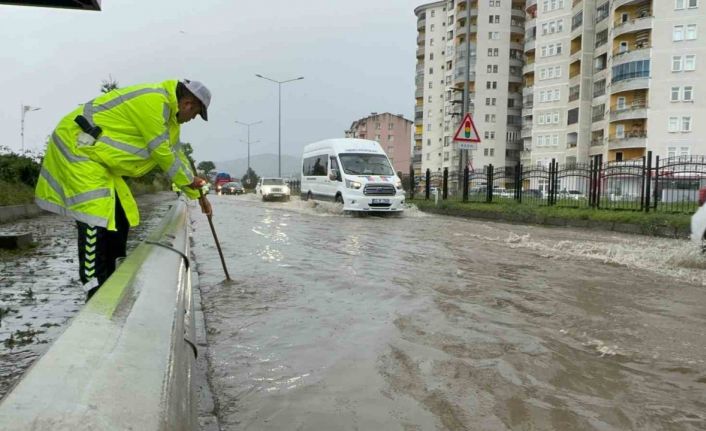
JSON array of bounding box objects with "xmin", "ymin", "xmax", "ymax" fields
[{"xmin": 35, "ymin": 80, "xmax": 199, "ymax": 230}]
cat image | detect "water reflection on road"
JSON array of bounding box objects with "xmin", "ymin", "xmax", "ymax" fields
[{"xmin": 191, "ymin": 194, "xmax": 706, "ymax": 431}]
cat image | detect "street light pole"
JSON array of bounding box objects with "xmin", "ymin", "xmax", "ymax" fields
[
  {"xmin": 21, "ymin": 104, "xmax": 41, "ymax": 152},
  {"xmin": 255, "ymin": 74, "xmax": 304, "ymax": 177},
  {"xmin": 234, "ymin": 120, "xmax": 262, "ymax": 178}
]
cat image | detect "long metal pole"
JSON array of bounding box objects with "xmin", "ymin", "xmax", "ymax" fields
[
  {"xmin": 278, "ymin": 83, "xmax": 282, "ymax": 177},
  {"xmin": 189, "ymin": 159, "xmax": 231, "ymax": 281},
  {"xmin": 247, "ymin": 125, "xmax": 251, "ymax": 174},
  {"xmin": 463, "ymin": 1, "xmax": 471, "ymax": 171}
]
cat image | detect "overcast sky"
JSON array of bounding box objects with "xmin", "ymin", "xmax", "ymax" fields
[{"xmin": 0, "ymin": 0, "xmax": 422, "ymax": 163}]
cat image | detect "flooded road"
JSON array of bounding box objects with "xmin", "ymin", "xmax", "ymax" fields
[{"xmin": 191, "ymin": 195, "xmax": 706, "ymax": 431}]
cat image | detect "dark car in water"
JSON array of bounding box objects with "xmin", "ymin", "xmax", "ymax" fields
[{"xmin": 221, "ymin": 181, "xmax": 244, "ymax": 195}]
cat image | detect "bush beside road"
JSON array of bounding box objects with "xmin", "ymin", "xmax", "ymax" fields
[{"xmin": 410, "ymin": 198, "xmax": 691, "ymax": 239}]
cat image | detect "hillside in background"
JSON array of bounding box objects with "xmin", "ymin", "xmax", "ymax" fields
[{"xmin": 214, "ymin": 154, "xmax": 301, "ymax": 179}]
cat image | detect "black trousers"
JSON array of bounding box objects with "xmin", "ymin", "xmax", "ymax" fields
[{"xmin": 77, "ymin": 197, "xmax": 129, "ymax": 297}]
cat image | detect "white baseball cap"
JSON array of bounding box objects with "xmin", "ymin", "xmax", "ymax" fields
[{"xmin": 182, "ymin": 79, "xmax": 211, "ymax": 121}]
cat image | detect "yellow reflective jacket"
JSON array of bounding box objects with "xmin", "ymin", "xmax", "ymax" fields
[{"xmin": 35, "ymin": 80, "xmax": 199, "ymax": 230}]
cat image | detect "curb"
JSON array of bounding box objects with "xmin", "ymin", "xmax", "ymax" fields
[
  {"xmin": 0, "ymin": 203, "xmax": 43, "ymax": 224},
  {"xmin": 416, "ymin": 206, "xmax": 690, "ymax": 239}
]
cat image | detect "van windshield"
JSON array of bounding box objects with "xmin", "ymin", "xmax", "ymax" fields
[{"xmin": 338, "ymin": 154, "xmax": 394, "ymax": 176}]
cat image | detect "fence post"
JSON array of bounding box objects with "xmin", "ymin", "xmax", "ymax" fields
[
  {"xmin": 463, "ymin": 165, "xmax": 469, "ymax": 202},
  {"xmin": 596, "ymin": 154, "xmax": 603, "ymax": 209},
  {"xmin": 645, "ymin": 151, "xmax": 652, "ymax": 212},
  {"xmin": 589, "ymin": 158, "xmax": 595, "ymax": 208},
  {"xmin": 653, "ymin": 155, "xmax": 660, "ymax": 210},
  {"xmin": 442, "ymin": 167, "xmax": 448, "ymax": 200},
  {"xmin": 514, "ymin": 162, "xmax": 521, "ymax": 202},
  {"xmin": 487, "ymin": 164, "xmax": 494, "ymax": 203},
  {"xmin": 549, "ymin": 159, "xmax": 556, "ymax": 206},
  {"xmin": 409, "ymin": 164, "xmax": 415, "ymax": 200},
  {"xmin": 425, "ymin": 168, "xmax": 430, "ymax": 200}
]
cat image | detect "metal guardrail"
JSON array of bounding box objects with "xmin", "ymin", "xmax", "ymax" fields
[{"xmin": 0, "ymin": 200, "xmax": 197, "ymax": 430}]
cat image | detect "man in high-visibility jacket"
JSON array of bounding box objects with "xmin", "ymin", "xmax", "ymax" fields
[{"xmin": 35, "ymin": 79, "xmax": 212, "ymax": 299}]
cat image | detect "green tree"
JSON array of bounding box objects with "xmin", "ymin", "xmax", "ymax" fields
[
  {"xmin": 242, "ymin": 167, "xmax": 259, "ymax": 190},
  {"xmin": 197, "ymin": 161, "xmax": 216, "ymax": 176},
  {"xmin": 181, "ymin": 142, "xmax": 195, "ymax": 170},
  {"xmin": 100, "ymin": 75, "xmax": 119, "ymax": 93}
]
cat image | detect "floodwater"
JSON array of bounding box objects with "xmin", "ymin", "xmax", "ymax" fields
[
  {"xmin": 0, "ymin": 192, "xmax": 176, "ymax": 399},
  {"xmin": 191, "ymin": 194, "xmax": 706, "ymax": 431}
]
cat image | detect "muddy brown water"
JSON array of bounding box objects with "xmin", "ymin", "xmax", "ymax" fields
[
  {"xmin": 191, "ymin": 195, "xmax": 706, "ymax": 431},
  {"xmin": 0, "ymin": 192, "xmax": 176, "ymax": 399}
]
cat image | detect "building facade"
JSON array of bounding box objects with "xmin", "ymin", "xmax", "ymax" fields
[
  {"xmin": 417, "ymin": 0, "xmax": 706, "ymax": 193},
  {"xmin": 521, "ymin": 0, "xmax": 706, "ymax": 176},
  {"xmin": 415, "ymin": 0, "xmax": 526, "ymax": 191},
  {"xmin": 345, "ymin": 112, "xmax": 413, "ymax": 174}
]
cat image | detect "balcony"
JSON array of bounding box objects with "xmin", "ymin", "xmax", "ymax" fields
[
  {"xmin": 611, "ymin": 45, "xmax": 650, "ymax": 66},
  {"xmin": 613, "ymin": 16, "xmax": 654, "ymax": 38},
  {"xmin": 453, "ymin": 65, "xmax": 476, "ymax": 85},
  {"xmin": 521, "ymin": 126, "xmax": 533, "ymax": 139},
  {"xmin": 522, "ymin": 62, "xmax": 535, "ymax": 75},
  {"xmin": 570, "ymin": 49, "xmax": 582, "ymax": 63},
  {"xmin": 416, "ymin": 46, "xmax": 425, "ymax": 58},
  {"xmin": 417, "ymin": 18, "xmax": 426, "ymax": 31},
  {"xmin": 511, "ymin": 23, "xmax": 525, "ymax": 34},
  {"xmin": 417, "ymin": 34, "xmax": 425, "ymax": 44},
  {"xmin": 415, "ymin": 88, "xmax": 423, "ymax": 98},
  {"xmin": 608, "ymin": 131, "xmax": 647, "ymax": 150},
  {"xmin": 522, "ymin": 107, "xmax": 533, "ymax": 117},
  {"xmin": 414, "ymin": 133, "xmax": 423, "ymax": 141},
  {"xmin": 609, "ymin": 102, "xmax": 648, "ymax": 122},
  {"xmin": 610, "ymin": 75, "xmax": 649, "ymax": 94},
  {"xmin": 591, "ymin": 139, "xmax": 605, "ymax": 147},
  {"xmin": 612, "ymin": 0, "xmax": 649, "ymax": 10},
  {"xmin": 509, "ymin": 56, "xmax": 524, "ymax": 68},
  {"xmin": 414, "ymin": 116, "xmax": 423, "ymax": 126},
  {"xmin": 524, "ymin": 37, "xmax": 536, "ymax": 52},
  {"xmin": 512, "ymin": 7, "xmax": 526, "ymax": 19},
  {"xmin": 523, "ymin": 86, "xmax": 534, "ymax": 97},
  {"xmin": 415, "ymin": 105, "xmax": 423, "ymax": 114}
]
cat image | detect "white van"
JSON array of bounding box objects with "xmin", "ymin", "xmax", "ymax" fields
[{"xmin": 300, "ymin": 138, "xmax": 405, "ymax": 212}]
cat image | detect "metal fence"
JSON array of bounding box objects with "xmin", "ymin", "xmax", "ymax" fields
[{"xmin": 404, "ymin": 152, "xmax": 706, "ymax": 214}]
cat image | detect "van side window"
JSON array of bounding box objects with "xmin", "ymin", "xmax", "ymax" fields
[
  {"xmin": 330, "ymin": 157, "xmax": 341, "ymax": 181},
  {"xmin": 303, "ymin": 155, "xmax": 329, "ymax": 176}
]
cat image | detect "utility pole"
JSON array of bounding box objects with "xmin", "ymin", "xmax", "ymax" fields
[
  {"xmin": 21, "ymin": 104, "xmax": 41, "ymax": 152},
  {"xmin": 234, "ymin": 120, "xmax": 262, "ymax": 180}
]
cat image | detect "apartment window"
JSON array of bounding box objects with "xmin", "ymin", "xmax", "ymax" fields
[
  {"xmin": 426, "ymin": 153, "xmax": 430, "ymax": 160},
  {"xmin": 428, "ymin": 96, "xmax": 432, "ymax": 102},
  {"xmin": 490, "ymin": 15, "xmax": 500, "ymax": 23},
  {"xmin": 540, "ymin": 68, "xmax": 548, "ymax": 79},
  {"xmin": 616, "ymin": 124, "xmax": 625, "ymax": 138},
  {"xmin": 668, "ymin": 146, "xmax": 677, "ymax": 158},
  {"xmin": 443, "ymin": 152, "xmax": 449, "ymax": 161},
  {"xmin": 684, "ymin": 86, "xmax": 694, "ymax": 101},
  {"xmin": 671, "ymin": 87, "xmax": 681, "ymax": 101},
  {"xmin": 595, "ymin": 29, "xmax": 608, "ymax": 47},
  {"xmin": 431, "ymin": 10, "xmax": 435, "ymax": 17},
  {"xmin": 486, "ymin": 81, "xmax": 497, "ymax": 89},
  {"xmin": 676, "ymin": 0, "xmax": 685, "ymax": 8},
  {"xmin": 493, "ymin": 65, "xmax": 498, "ymax": 73},
  {"xmin": 428, "ymin": 81, "xmax": 433, "ymax": 89},
  {"xmin": 430, "ymin": 38, "xmax": 434, "ymax": 46},
  {"xmin": 427, "ymin": 139, "xmax": 431, "ymax": 146},
  {"xmin": 616, "ymin": 96, "xmax": 626, "ymax": 110},
  {"xmin": 673, "ymin": 56, "xmax": 684, "ymax": 71},
  {"xmin": 429, "ymin": 67, "xmax": 433, "ymax": 74},
  {"xmin": 596, "ymin": 2, "xmax": 609, "ymax": 22},
  {"xmin": 690, "ymin": 0, "xmax": 698, "ymax": 7},
  {"xmin": 668, "ymin": 117, "xmax": 680, "ymax": 132},
  {"xmin": 687, "ymin": 24, "xmax": 698, "ymax": 39},
  {"xmin": 676, "ymin": 0, "xmax": 699, "ymax": 8},
  {"xmin": 427, "ymin": 123, "xmax": 432, "ymax": 131},
  {"xmin": 681, "ymin": 146, "xmax": 691, "ymax": 156},
  {"xmin": 612, "ymin": 60, "xmax": 650, "ymax": 82},
  {"xmin": 490, "ymin": 0, "xmax": 501, "ymax": 6},
  {"xmin": 674, "ymin": 25, "xmax": 685, "ymax": 41},
  {"xmin": 683, "ymin": 116, "xmax": 692, "ymax": 131},
  {"xmin": 484, "ymin": 131, "xmax": 496, "ymax": 139},
  {"xmin": 489, "ymin": 31, "xmax": 500, "ymax": 39},
  {"xmin": 685, "ymin": 55, "xmax": 696, "ymax": 70},
  {"xmin": 542, "ymin": 23, "xmax": 548, "ymax": 35}
]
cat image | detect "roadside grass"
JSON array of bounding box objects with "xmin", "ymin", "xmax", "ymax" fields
[
  {"xmin": 0, "ymin": 180, "xmax": 35, "ymax": 206},
  {"xmin": 410, "ymin": 197, "xmax": 691, "ymax": 236}
]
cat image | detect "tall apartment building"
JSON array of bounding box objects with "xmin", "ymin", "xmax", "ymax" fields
[
  {"xmin": 522, "ymin": 0, "xmax": 706, "ymax": 176},
  {"xmin": 345, "ymin": 112, "xmax": 413, "ymax": 174},
  {"xmin": 414, "ymin": 0, "xmax": 526, "ymax": 190}
]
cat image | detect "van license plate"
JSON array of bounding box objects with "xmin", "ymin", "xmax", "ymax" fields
[{"xmin": 372, "ymin": 199, "xmax": 390, "ymax": 204}]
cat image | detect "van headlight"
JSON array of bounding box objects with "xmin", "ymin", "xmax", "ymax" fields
[
  {"xmin": 395, "ymin": 179, "xmax": 402, "ymax": 190},
  {"xmin": 346, "ymin": 179, "xmax": 362, "ymax": 189}
]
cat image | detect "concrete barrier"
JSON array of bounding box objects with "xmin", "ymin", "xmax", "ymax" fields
[
  {"xmin": 0, "ymin": 200, "xmax": 197, "ymax": 430},
  {"xmin": 0, "ymin": 203, "xmax": 43, "ymax": 224}
]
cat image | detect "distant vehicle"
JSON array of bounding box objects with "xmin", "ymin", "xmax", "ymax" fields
[
  {"xmin": 300, "ymin": 138, "xmax": 405, "ymax": 212},
  {"xmin": 221, "ymin": 181, "xmax": 244, "ymax": 195},
  {"xmin": 214, "ymin": 172, "xmax": 232, "ymax": 195},
  {"xmin": 256, "ymin": 177, "xmax": 291, "ymax": 201},
  {"xmin": 559, "ymin": 190, "xmax": 586, "ymax": 200},
  {"xmin": 523, "ymin": 189, "xmax": 544, "ymax": 198}
]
